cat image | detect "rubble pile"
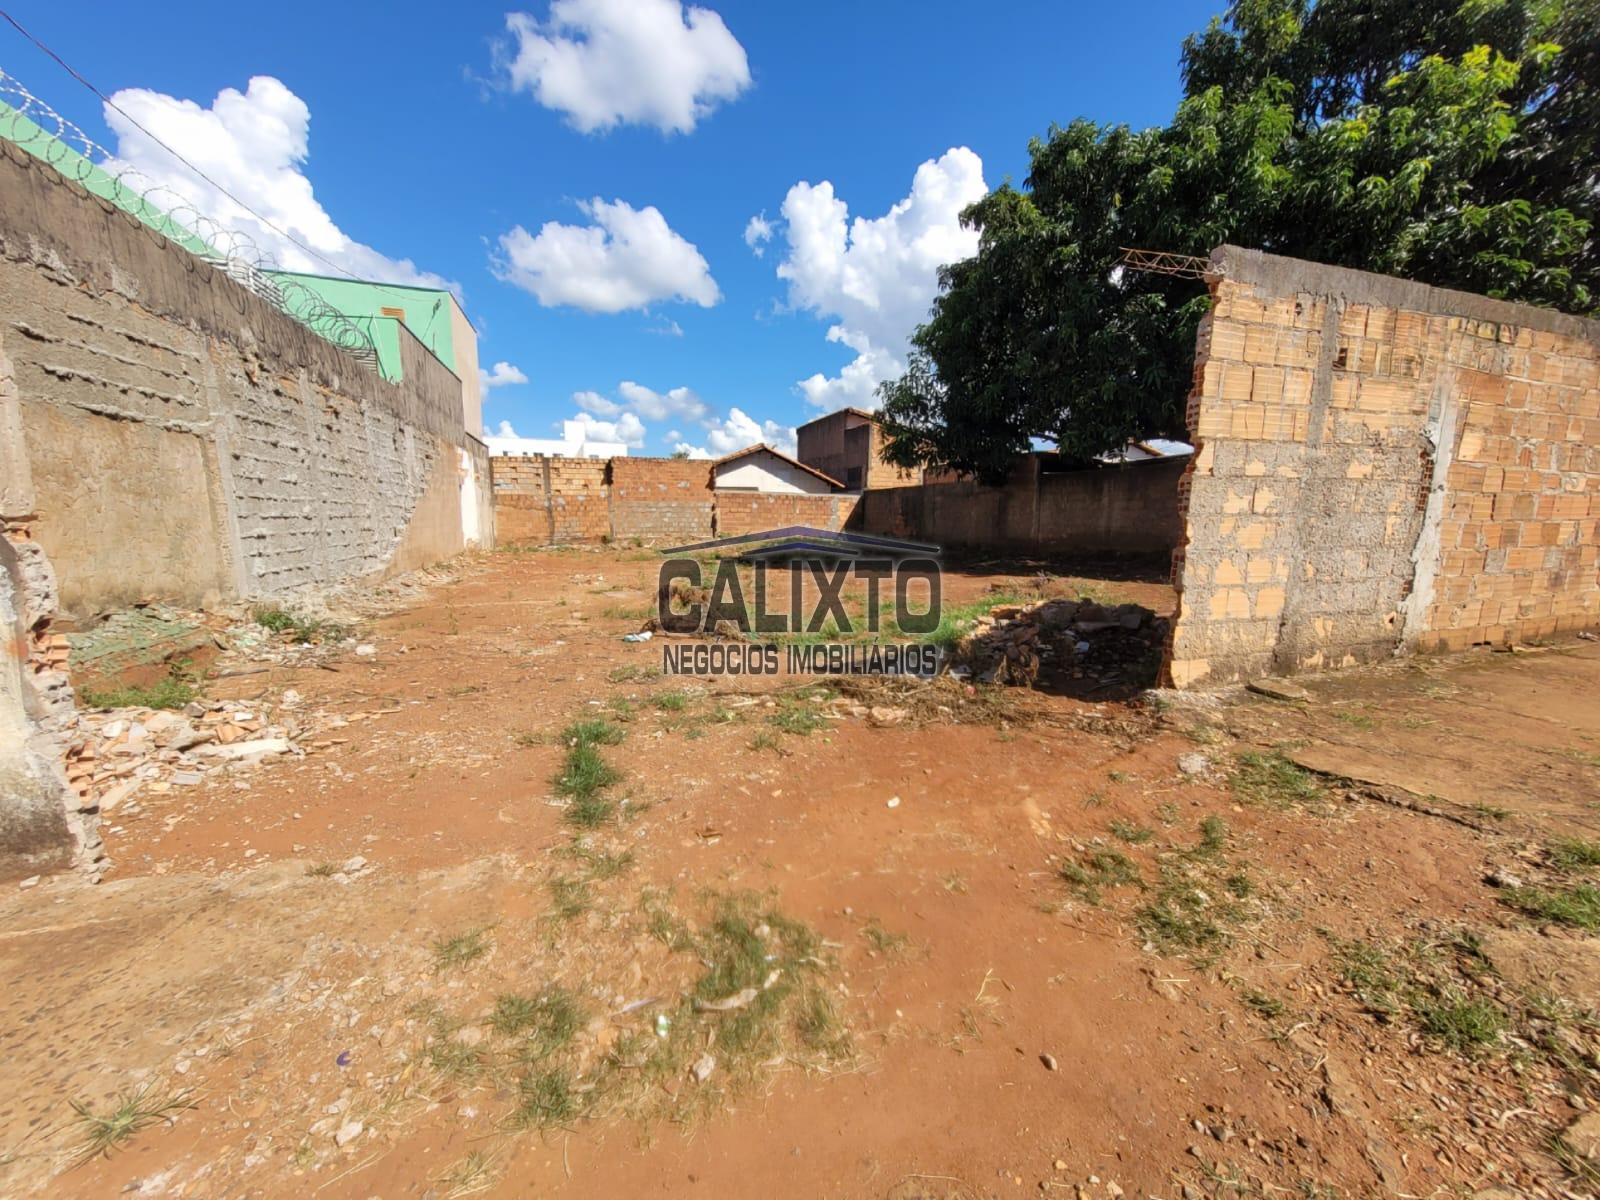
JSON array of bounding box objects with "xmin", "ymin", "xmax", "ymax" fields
[
  {"xmin": 953, "ymin": 598, "xmax": 1168, "ymax": 690},
  {"xmin": 65, "ymin": 694, "xmax": 307, "ymax": 816}
]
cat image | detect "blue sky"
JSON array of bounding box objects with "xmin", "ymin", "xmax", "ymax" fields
[{"xmin": 1, "ymin": 1, "xmax": 1208, "ymax": 456}]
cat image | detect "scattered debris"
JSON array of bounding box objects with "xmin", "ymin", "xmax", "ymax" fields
[{"xmin": 950, "ymin": 598, "xmax": 1164, "ymax": 690}]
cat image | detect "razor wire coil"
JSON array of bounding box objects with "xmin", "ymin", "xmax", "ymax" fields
[{"xmin": 0, "ymin": 66, "xmax": 380, "ymax": 371}]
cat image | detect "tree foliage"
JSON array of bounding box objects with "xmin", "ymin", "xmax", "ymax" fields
[{"xmin": 880, "ymin": 0, "xmax": 1597, "ymax": 483}]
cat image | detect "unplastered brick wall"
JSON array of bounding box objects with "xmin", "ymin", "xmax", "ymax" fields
[
  {"xmin": 1167, "ymin": 245, "xmax": 1600, "ymax": 688},
  {"xmin": 610, "ymin": 457, "xmax": 713, "ymax": 544},
  {"xmin": 716, "ymin": 491, "xmax": 860, "ymax": 536}
]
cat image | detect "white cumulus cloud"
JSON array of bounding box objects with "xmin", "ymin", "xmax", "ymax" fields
[
  {"xmin": 743, "ymin": 212, "xmax": 773, "ymax": 256},
  {"xmin": 480, "ymin": 361, "xmax": 529, "ymax": 390},
  {"xmin": 494, "ymin": 198, "xmax": 719, "ymax": 313},
  {"xmin": 498, "ymin": 0, "xmax": 750, "ymax": 134},
  {"xmin": 569, "ymin": 409, "xmax": 647, "ymax": 447},
  {"xmin": 771, "ymin": 147, "xmax": 986, "ymax": 410},
  {"xmin": 102, "ymin": 76, "xmax": 451, "ymax": 289},
  {"xmin": 567, "ymin": 382, "xmax": 792, "ymax": 457},
  {"xmin": 704, "ymin": 407, "xmax": 796, "ymax": 457}
]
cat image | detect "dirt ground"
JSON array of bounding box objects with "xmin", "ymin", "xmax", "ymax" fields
[{"xmin": 3, "ymin": 545, "xmax": 1600, "ymax": 1199}]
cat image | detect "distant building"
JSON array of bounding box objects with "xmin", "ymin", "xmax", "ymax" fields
[
  {"xmin": 484, "ymin": 419, "xmax": 628, "ymax": 460},
  {"xmin": 795, "ymin": 407, "xmax": 922, "ymax": 490},
  {"xmin": 1102, "ymin": 438, "xmax": 1195, "ymax": 463},
  {"xmin": 712, "ymin": 444, "xmax": 843, "ymax": 494},
  {"xmin": 263, "ymin": 271, "xmax": 483, "ymax": 438}
]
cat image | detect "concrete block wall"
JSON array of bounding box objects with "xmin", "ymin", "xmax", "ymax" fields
[
  {"xmin": 1167, "ymin": 245, "xmax": 1600, "ymax": 688},
  {"xmin": 491, "ymin": 455, "xmax": 716, "ymax": 545},
  {"xmin": 0, "ymin": 139, "xmax": 490, "ymax": 619}
]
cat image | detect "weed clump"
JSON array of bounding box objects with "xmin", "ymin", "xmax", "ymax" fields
[
  {"xmin": 1230, "ymin": 752, "xmax": 1325, "ymax": 808},
  {"xmin": 555, "ymin": 718, "xmax": 626, "ymax": 826},
  {"xmin": 1501, "ymin": 883, "xmax": 1600, "ymax": 931},
  {"xmin": 432, "ymin": 928, "xmax": 491, "ymax": 972},
  {"xmin": 70, "ymin": 1083, "xmax": 196, "ymax": 1160},
  {"xmin": 253, "ymin": 605, "xmax": 348, "ymax": 644},
  {"xmin": 80, "ymin": 668, "xmax": 198, "ymax": 711},
  {"xmin": 1060, "ymin": 848, "xmax": 1142, "ymax": 904}
]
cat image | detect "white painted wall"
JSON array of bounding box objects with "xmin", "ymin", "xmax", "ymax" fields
[{"xmin": 714, "ymin": 452, "xmax": 834, "ymax": 494}]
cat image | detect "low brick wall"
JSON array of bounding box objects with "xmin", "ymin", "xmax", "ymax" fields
[
  {"xmin": 854, "ymin": 458, "xmax": 1185, "ymax": 556},
  {"xmin": 716, "ymin": 491, "xmax": 859, "ymax": 536},
  {"xmin": 1167, "ymin": 245, "xmax": 1600, "ymax": 688}
]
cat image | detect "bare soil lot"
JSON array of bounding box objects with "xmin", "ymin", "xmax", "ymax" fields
[{"xmin": 3, "ymin": 546, "xmax": 1599, "ymax": 1199}]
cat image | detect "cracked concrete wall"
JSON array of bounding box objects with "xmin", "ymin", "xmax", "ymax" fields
[
  {"xmin": 1168, "ymin": 246, "xmax": 1600, "ymax": 688},
  {"xmin": 0, "ymin": 138, "xmax": 483, "ymax": 620}
]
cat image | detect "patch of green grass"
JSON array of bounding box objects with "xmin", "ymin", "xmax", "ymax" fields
[
  {"xmin": 1501, "ymin": 883, "xmax": 1600, "ymax": 931},
  {"xmin": 556, "ymin": 744, "xmax": 621, "ymax": 807},
  {"xmin": 1230, "ymin": 752, "xmax": 1325, "ymax": 808},
  {"xmin": 548, "ymin": 876, "xmax": 592, "ymax": 920},
  {"xmin": 1137, "ymin": 877, "xmax": 1231, "ymax": 957},
  {"xmin": 608, "ymin": 664, "xmax": 662, "ymax": 684},
  {"xmin": 432, "ymin": 928, "xmax": 491, "ymax": 972},
  {"xmin": 512, "ymin": 1067, "xmax": 581, "ymax": 1129},
  {"xmin": 253, "ymin": 605, "xmax": 347, "ymax": 644},
  {"xmin": 686, "ymin": 894, "xmax": 834, "ymax": 1066},
  {"xmin": 1413, "ymin": 992, "xmax": 1505, "ymax": 1054},
  {"xmin": 1110, "ymin": 819, "xmax": 1154, "ymax": 845},
  {"xmin": 426, "ymin": 1036, "xmax": 484, "ymax": 1081},
  {"xmin": 1243, "ymin": 989, "xmax": 1285, "ymax": 1019},
  {"xmin": 747, "ymin": 730, "xmax": 782, "ymax": 753},
  {"xmin": 1550, "ymin": 837, "xmax": 1600, "ymax": 871},
  {"xmin": 1190, "ymin": 815, "xmax": 1230, "ymax": 859},
  {"xmin": 651, "ymin": 690, "xmax": 691, "ymax": 712},
  {"xmin": 770, "ymin": 706, "xmax": 827, "ymax": 735},
  {"xmin": 493, "ymin": 986, "xmax": 585, "ymax": 1060},
  {"xmin": 79, "ymin": 673, "xmax": 198, "ymax": 711},
  {"xmin": 1468, "ymin": 802, "xmax": 1511, "ymax": 821},
  {"xmin": 566, "ymin": 841, "xmax": 634, "ymax": 879},
  {"xmin": 553, "ymin": 713, "xmax": 626, "ymax": 823},
  {"xmin": 562, "ymin": 718, "xmax": 625, "ymax": 747},
  {"xmin": 765, "ymin": 689, "xmax": 835, "ymax": 737},
  {"xmin": 1060, "ymin": 848, "xmax": 1142, "ymax": 904},
  {"xmin": 69, "ymin": 1082, "xmax": 196, "ymax": 1159},
  {"xmin": 1331, "ymin": 938, "xmax": 1401, "ymax": 1014},
  {"xmin": 914, "ymin": 592, "xmax": 1024, "ymax": 650}
]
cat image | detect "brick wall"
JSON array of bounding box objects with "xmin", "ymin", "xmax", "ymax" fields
[
  {"xmin": 1167, "ymin": 245, "xmax": 1600, "ymax": 688},
  {"xmin": 716, "ymin": 491, "xmax": 860, "ymax": 536},
  {"xmin": 490, "ymin": 455, "xmax": 716, "ymax": 545},
  {"xmin": 855, "ymin": 457, "xmax": 1185, "ymax": 556},
  {"xmin": 490, "ymin": 456, "xmax": 867, "ymax": 545},
  {"xmin": 610, "ymin": 457, "xmax": 713, "ymax": 543}
]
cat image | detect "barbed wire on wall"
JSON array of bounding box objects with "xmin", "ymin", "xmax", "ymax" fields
[{"xmin": 0, "ymin": 66, "xmax": 381, "ymax": 372}]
